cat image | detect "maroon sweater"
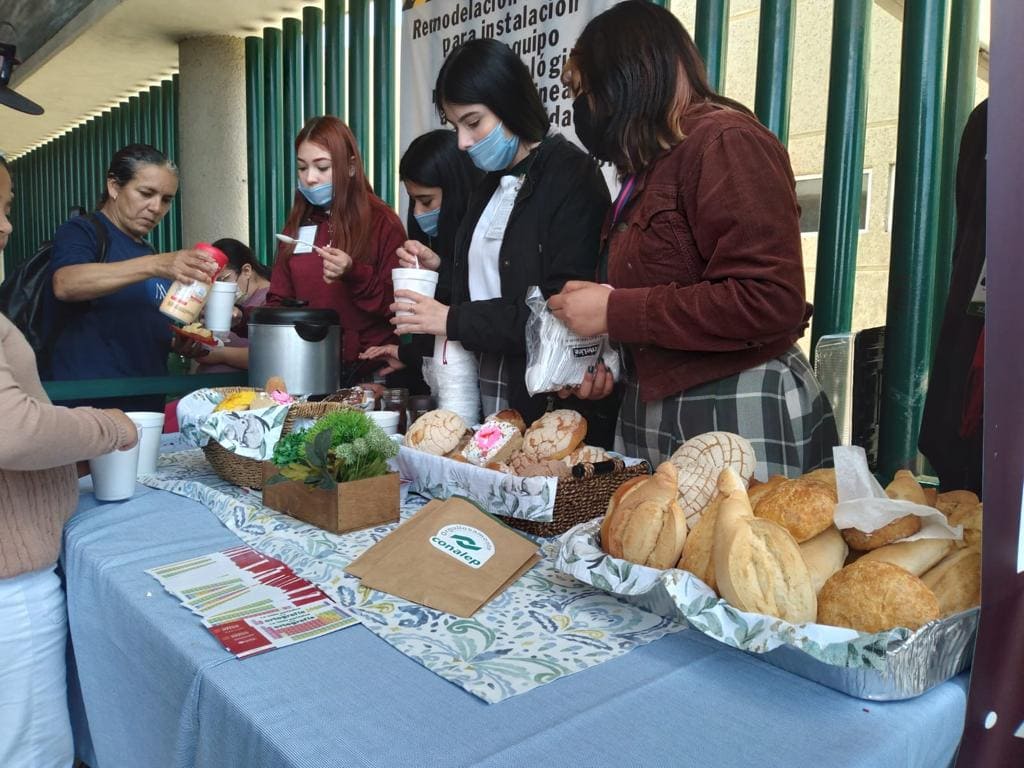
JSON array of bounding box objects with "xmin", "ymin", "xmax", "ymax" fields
[
  {"xmin": 605, "ymin": 102, "xmax": 810, "ymax": 402},
  {"xmin": 267, "ymin": 196, "xmax": 406, "ymax": 365}
]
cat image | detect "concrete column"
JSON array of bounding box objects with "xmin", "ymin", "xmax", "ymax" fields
[{"xmin": 177, "ymin": 36, "xmax": 248, "ymax": 247}]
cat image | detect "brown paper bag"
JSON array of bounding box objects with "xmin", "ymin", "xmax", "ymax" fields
[{"xmin": 345, "ymin": 497, "xmax": 540, "ymax": 617}]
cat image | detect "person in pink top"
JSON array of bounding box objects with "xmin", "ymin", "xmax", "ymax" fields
[{"xmin": 267, "ymin": 117, "xmax": 406, "ymax": 387}]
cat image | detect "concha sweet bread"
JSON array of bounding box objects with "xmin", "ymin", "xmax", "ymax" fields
[
  {"xmin": 507, "ymin": 450, "xmax": 570, "ymax": 478},
  {"xmin": 601, "ymin": 463, "xmax": 686, "ymax": 569},
  {"xmin": 521, "ymin": 409, "xmax": 587, "ymax": 461},
  {"xmin": 461, "ymin": 421, "xmax": 523, "ymax": 466},
  {"xmin": 563, "ymin": 445, "xmax": 610, "ymax": 467},
  {"xmin": 817, "ymin": 560, "xmax": 940, "ymax": 633},
  {"xmin": 485, "ymin": 408, "xmax": 527, "ymax": 435},
  {"xmin": 670, "ymin": 431, "xmax": 757, "ymax": 529},
  {"xmin": 753, "ymin": 478, "xmax": 837, "ymax": 543},
  {"xmin": 404, "ymin": 410, "xmax": 468, "ymax": 456}
]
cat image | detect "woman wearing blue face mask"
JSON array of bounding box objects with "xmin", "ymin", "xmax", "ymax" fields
[
  {"xmin": 267, "ymin": 117, "xmax": 406, "ymax": 385},
  {"xmin": 360, "ymin": 130, "xmax": 482, "ymax": 383},
  {"xmin": 388, "ymin": 39, "xmax": 615, "ymax": 439}
]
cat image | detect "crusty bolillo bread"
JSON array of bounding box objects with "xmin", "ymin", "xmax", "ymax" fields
[
  {"xmin": 801, "ymin": 467, "xmax": 837, "ymax": 493},
  {"xmin": 817, "ymin": 560, "xmax": 939, "ymax": 633},
  {"xmin": 747, "ymin": 475, "xmax": 787, "ymax": 510},
  {"xmin": 921, "ymin": 548, "xmax": 981, "ymax": 617},
  {"xmin": 857, "ymin": 537, "xmax": 955, "ymax": 576},
  {"xmin": 947, "ymin": 502, "xmax": 982, "ymax": 551},
  {"xmin": 935, "ymin": 490, "xmax": 980, "ymax": 519},
  {"xmin": 799, "ymin": 526, "xmax": 848, "ymax": 594},
  {"xmin": 713, "ymin": 468, "xmax": 817, "ymax": 623},
  {"xmin": 600, "ymin": 463, "xmax": 686, "ymax": 569},
  {"xmin": 754, "ymin": 478, "xmax": 837, "ymax": 543},
  {"xmin": 885, "ymin": 469, "xmax": 928, "ymax": 505},
  {"xmin": 677, "ymin": 494, "xmax": 721, "ymax": 593}
]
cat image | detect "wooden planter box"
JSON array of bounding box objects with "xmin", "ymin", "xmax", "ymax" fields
[{"xmin": 261, "ymin": 463, "xmax": 400, "ymax": 534}]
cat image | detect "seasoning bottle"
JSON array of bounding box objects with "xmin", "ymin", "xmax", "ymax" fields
[{"xmin": 159, "ymin": 243, "xmax": 229, "ymax": 324}]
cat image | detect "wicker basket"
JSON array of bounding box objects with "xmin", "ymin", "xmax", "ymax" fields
[
  {"xmin": 505, "ymin": 458, "xmax": 652, "ymax": 538},
  {"xmin": 201, "ymin": 387, "xmax": 353, "ymax": 489}
]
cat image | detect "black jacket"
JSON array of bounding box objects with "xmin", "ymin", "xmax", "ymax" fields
[{"xmin": 442, "ymin": 134, "xmax": 610, "ymax": 423}]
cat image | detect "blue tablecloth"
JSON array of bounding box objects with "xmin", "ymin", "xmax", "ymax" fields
[{"xmin": 63, "ymin": 480, "xmax": 968, "ymax": 768}]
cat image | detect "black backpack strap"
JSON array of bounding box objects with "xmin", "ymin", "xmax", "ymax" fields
[{"xmin": 86, "ymin": 212, "xmax": 110, "ymax": 263}]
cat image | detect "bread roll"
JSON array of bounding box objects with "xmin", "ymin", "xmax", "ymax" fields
[
  {"xmin": 563, "ymin": 444, "xmax": 610, "ymax": 467},
  {"xmin": 842, "ymin": 514, "xmax": 922, "ymax": 551},
  {"xmin": 754, "ymin": 478, "xmax": 837, "ymax": 543},
  {"xmin": 947, "ymin": 502, "xmax": 982, "ymax": 551},
  {"xmin": 671, "ymin": 432, "xmax": 757, "ymax": 528},
  {"xmin": 522, "ymin": 410, "xmax": 587, "ymax": 461},
  {"xmin": 801, "ymin": 467, "xmax": 837, "ymax": 492},
  {"xmin": 713, "ymin": 471, "xmax": 817, "ymax": 623},
  {"xmin": 405, "ymin": 410, "xmax": 468, "ymax": 455},
  {"xmin": 507, "ymin": 450, "xmax": 570, "ymax": 478},
  {"xmin": 885, "ymin": 470, "xmax": 928, "ymax": 505},
  {"xmin": 922, "ymin": 487, "xmax": 938, "ymax": 507},
  {"xmin": 747, "ymin": 475, "xmax": 787, "ymax": 510},
  {"xmin": 922, "ymin": 548, "xmax": 981, "ymax": 616},
  {"xmin": 677, "ymin": 494, "xmax": 721, "ymax": 593},
  {"xmin": 799, "ymin": 526, "xmax": 848, "ymax": 594},
  {"xmin": 817, "ymin": 560, "xmax": 940, "ymax": 633},
  {"xmin": 857, "ymin": 538, "xmax": 955, "ymax": 576},
  {"xmin": 601, "ymin": 463, "xmax": 686, "ymax": 569},
  {"xmin": 936, "ymin": 490, "xmax": 980, "ymax": 520}
]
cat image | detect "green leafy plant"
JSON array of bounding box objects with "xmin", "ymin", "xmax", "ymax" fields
[{"xmin": 267, "ymin": 411, "xmax": 398, "ymax": 490}]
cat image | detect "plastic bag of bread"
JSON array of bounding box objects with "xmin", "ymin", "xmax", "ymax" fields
[
  {"xmin": 523, "ymin": 286, "xmax": 620, "ymax": 396},
  {"xmin": 832, "ymin": 446, "xmax": 961, "ymax": 551}
]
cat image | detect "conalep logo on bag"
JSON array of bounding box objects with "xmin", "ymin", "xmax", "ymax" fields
[{"xmin": 430, "ymin": 525, "xmax": 495, "ymax": 569}]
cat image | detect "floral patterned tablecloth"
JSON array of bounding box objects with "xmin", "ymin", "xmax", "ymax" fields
[{"xmin": 140, "ymin": 450, "xmax": 683, "ymax": 703}]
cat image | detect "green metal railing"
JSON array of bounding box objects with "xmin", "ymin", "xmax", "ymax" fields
[
  {"xmin": 810, "ymin": 0, "xmax": 873, "ymax": 356},
  {"xmin": 5, "ymin": 78, "xmax": 182, "ymax": 273},
  {"xmin": 695, "ymin": 0, "xmax": 730, "ymax": 93},
  {"xmin": 878, "ymin": 0, "xmax": 951, "ymax": 477},
  {"xmin": 753, "ymin": 0, "xmax": 796, "ymax": 144}
]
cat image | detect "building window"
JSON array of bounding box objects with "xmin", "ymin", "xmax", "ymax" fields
[{"xmin": 795, "ymin": 171, "xmax": 871, "ymax": 235}]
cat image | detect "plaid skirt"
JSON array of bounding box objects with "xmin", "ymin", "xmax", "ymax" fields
[
  {"xmin": 617, "ymin": 346, "xmax": 837, "ymax": 481},
  {"xmin": 477, "ymin": 351, "xmax": 511, "ymax": 417}
]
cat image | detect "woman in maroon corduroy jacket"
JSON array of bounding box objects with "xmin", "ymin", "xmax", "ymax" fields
[{"xmin": 549, "ymin": 1, "xmax": 836, "ymax": 479}]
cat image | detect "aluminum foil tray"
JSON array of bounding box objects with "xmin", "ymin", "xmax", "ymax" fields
[{"xmin": 556, "ymin": 519, "xmax": 977, "ymax": 700}]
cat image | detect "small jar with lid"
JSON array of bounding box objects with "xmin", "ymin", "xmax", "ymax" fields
[
  {"xmin": 159, "ymin": 243, "xmax": 229, "ymax": 324},
  {"xmin": 381, "ymin": 387, "xmax": 409, "ymax": 434}
]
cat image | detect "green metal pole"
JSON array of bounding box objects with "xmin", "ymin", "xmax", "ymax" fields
[
  {"xmin": 753, "ymin": 0, "xmax": 796, "ymax": 144},
  {"xmin": 264, "ymin": 27, "xmax": 288, "ymax": 238},
  {"xmin": 349, "ymin": 0, "xmax": 371, "ymax": 164},
  {"xmin": 119, "ymin": 101, "xmax": 131, "ymax": 149},
  {"xmin": 148, "ymin": 86, "xmax": 166, "ymax": 252},
  {"xmin": 246, "ymin": 36, "xmax": 268, "ymax": 265},
  {"xmin": 694, "ymin": 0, "xmax": 730, "ymax": 93},
  {"xmin": 811, "ymin": 0, "xmax": 872, "ymax": 357},
  {"xmin": 303, "ymin": 7, "xmax": 324, "ymax": 121},
  {"xmin": 129, "ymin": 95, "xmax": 142, "ymax": 144},
  {"xmin": 931, "ymin": 0, "xmax": 980, "ymax": 354},
  {"xmin": 878, "ymin": 0, "xmax": 950, "ymax": 477},
  {"xmin": 71, "ymin": 126, "xmax": 83, "ymax": 212},
  {"xmin": 171, "ymin": 74, "xmax": 182, "ymax": 251},
  {"xmin": 160, "ymin": 82, "xmax": 175, "ymax": 250},
  {"xmin": 139, "ymin": 90, "xmax": 152, "ymax": 146},
  {"xmin": 283, "ymin": 17, "xmax": 303, "ymax": 209},
  {"xmin": 325, "ymin": 0, "xmax": 347, "ymax": 120},
  {"xmin": 373, "ymin": 0, "xmax": 397, "ymax": 205}
]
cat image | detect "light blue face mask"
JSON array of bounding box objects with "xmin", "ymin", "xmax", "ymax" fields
[
  {"xmin": 467, "ymin": 121, "xmax": 520, "ymax": 172},
  {"xmin": 299, "ymin": 182, "xmax": 333, "ymax": 207},
  {"xmin": 414, "ymin": 207, "xmax": 441, "ymax": 237}
]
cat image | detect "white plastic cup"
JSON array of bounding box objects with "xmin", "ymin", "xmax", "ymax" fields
[
  {"xmin": 392, "ymin": 268, "xmax": 439, "ymax": 318},
  {"xmin": 367, "ymin": 410, "xmax": 400, "ymax": 435},
  {"xmin": 89, "ymin": 442, "xmax": 141, "ymax": 501},
  {"xmin": 204, "ymin": 281, "xmax": 237, "ymax": 333},
  {"xmin": 126, "ymin": 411, "xmax": 165, "ymax": 475}
]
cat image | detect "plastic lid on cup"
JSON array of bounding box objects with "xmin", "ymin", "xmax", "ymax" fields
[{"xmin": 194, "ymin": 242, "xmax": 230, "ymax": 275}]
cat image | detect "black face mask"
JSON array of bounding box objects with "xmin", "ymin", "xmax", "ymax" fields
[{"xmin": 573, "ymin": 95, "xmax": 612, "ymax": 162}]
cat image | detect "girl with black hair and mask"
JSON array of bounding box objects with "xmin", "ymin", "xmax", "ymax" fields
[
  {"xmin": 360, "ymin": 130, "xmax": 482, "ymax": 389},
  {"xmin": 548, "ymin": 1, "xmax": 836, "ymax": 478},
  {"xmin": 47, "ymin": 143, "xmax": 221, "ymax": 411},
  {"xmin": 386, "ymin": 39, "xmax": 615, "ymax": 440}
]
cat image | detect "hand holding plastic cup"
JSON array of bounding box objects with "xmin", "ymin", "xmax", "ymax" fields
[
  {"xmin": 89, "ymin": 441, "xmax": 141, "ymax": 501},
  {"xmin": 392, "ymin": 268, "xmax": 439, "ymax": 319},
  {"xmin": 204, "ymin": 281, "xmax": 237, "ymax": 333}
]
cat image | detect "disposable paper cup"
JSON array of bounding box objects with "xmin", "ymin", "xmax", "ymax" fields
[
  {"xmin": 126, "ymin": 411, "xmax": 165, "ymax": 475},
  {"xmin": 367, "ymin": 410, "xmax": 400, "ymax": 435},
  {"xmin": 89, "ymin": 442, "xmax": 141, "ymax": 501},
  {"xmin": 392, "ymin": 268, "xmax": 439, "ymax": 318},
  {"xmin": 204, "ymin": 281, "xmax": 237, "ymax": 333}
]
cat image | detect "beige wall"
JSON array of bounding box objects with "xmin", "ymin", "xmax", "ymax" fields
[
  {"xmin": 177, "ymin": 36, "xmax": 249, "ymax": 249},
  {"xmin": 670, "ymin": 0, "xmax": 988, "ymax": 352}
]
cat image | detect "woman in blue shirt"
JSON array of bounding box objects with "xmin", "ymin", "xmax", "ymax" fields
[{"xmin": 48, "ymin": 144, "xmax": 219, "ymax": 410}]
